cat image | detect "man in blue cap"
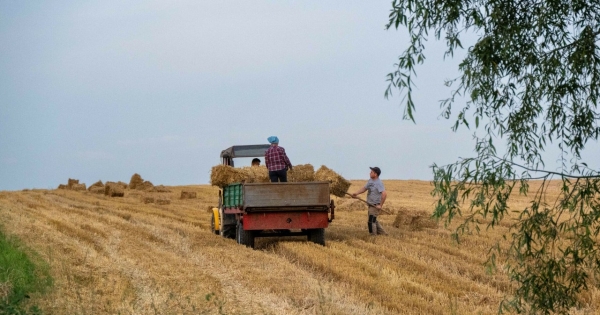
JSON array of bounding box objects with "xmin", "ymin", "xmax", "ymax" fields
[{"xmin": 264, "ymin": 136, "xmax": 293, "ymax": 182}]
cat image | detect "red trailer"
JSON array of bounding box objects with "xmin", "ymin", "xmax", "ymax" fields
[{"xmin": 210, "ymin": 145, "xmax": 335, "ymax": 248}]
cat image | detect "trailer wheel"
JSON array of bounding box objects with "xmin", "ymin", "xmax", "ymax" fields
[
  {"xmin": 237, "ymin": 222, "xmax": 255, "ymax": 248},
  {"xmin": 221, "ymin": 224, "xmax": 236, "ymax": 239},
  {"xmin": 308, "ymin": 228, "xmax": 325, "ymax": 246}
]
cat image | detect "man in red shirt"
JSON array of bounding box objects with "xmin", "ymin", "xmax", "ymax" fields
[{"xmin": 265, "ymin": 136, "xmax": 293, "ymax": 182}]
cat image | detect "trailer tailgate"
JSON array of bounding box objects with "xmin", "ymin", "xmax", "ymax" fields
[{"xmin": 243, "ymin": 182, "xmax": 330, "ymax": 211}]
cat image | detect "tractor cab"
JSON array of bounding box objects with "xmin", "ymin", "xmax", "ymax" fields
[{"xmin": 220, "ymin": 144, "xmax": 271, "ymax": 166}]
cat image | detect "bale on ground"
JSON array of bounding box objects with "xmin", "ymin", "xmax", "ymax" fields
[
  {"xmin": 67, "ymin": 178, "xmax": 79, "ymax": 188},
  {"xmin": 288, "ymin": 164, "xmax": 315, "ymax": 182},
  {"xmin": 89, "ymin": 186, "xmax": 104, "ymax": 194},
  {"xmin": 180, "ymin": 191, "xmax": 197, "ymax": 199},
  {"xmin": 71, "ymin": 183, "xmax": 86, "ymax": 191},
  {"xmin": 336, "ymin": 198, "xmax": 365, "ymax": 211},
  {"xmin": 57, "ymin": 184, "xmax": 68, "ymax": 190},
  {"xmin": 314, "ymin": 165, "xmax": 351, "ymax": 197},
  {"xmin": 393, "ymin": 208, "xmax": 438, "ymax": 230},
  {"xmin": 142, "ymin": 196, "xmax": 155, "ymax": 204},
  {"xmin": 137, "ymin": 181, "xmax": 154, "ymax": 191},
  {"xmin": 156, "ymin": 197, "xmax": 171, "ymax": 205},
  {"xmin": 105, "ymin": 182, "xmax": 124, "ymax": 197},
  {"xmin": 210, "ymin": 165, "xmax": 246, "ymax": 187},
  {"xmin": 129, "ymin": 173, "xmax": 143, "ymax": 189},
  {"xmin": 151, "ymin": 185, "xmax": 170, "ymax": 193},
  {"xmin": 88, "ymin": 180, "xmax": 103, "ymax": 191}
]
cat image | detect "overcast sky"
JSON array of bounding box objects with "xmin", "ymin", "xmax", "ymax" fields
[{"xmin": 1, "ymin": 1, "xmax": 598, "ymax": 191}]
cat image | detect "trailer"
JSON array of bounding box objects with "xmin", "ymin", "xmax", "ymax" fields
[{"xmin": 210, "ymin": 145, "xmax": 335, "ymax": 248}]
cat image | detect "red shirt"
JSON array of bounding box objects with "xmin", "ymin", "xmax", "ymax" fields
[{"xmin": 265, "ymin": 145, "xmax": 292, "ymax": 171}]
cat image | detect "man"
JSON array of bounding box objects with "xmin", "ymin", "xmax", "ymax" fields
[
  {"xmin": 251, "ymin": 158, "xmax": 261, "ymax": 167},
  {"xmin": 264, "ymin": 136, "xmax": 292, "ymax": 183},
  {"xmin": 351, "ymin": 167, "xmax": 387, "ymax": 236}
]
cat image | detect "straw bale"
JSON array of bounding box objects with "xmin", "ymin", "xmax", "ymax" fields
[
  {"xmin": 156, "ymin": 197, "xmax": 171, "ymax": 205},
  {"xmin": 88, "ymin": 180, "xmax": 104, "ymax": 191},
  {"xmin": 105, "ymin": 182, "xmax": 124, "ymax": 197},
  {"xmin": 288, "ymin": 164, "xmax": 315, "ymax": 182},
  {"xmin": 151, "ymin": 185, "xmax": 170, "ymax": 193},
  {"xmin": 314, "ymin": 165, "xmax": 351, "ymax": 197},
  {"xmin": 57, "ymin": 184, "xmax": 68, "ymax": 190},
  {"xmin": 117, "ymin": 181, "xmax": 128, "ymax": 189},
  {"xmin": 136, "ymin": 181, "xmax": 154, "ymax": 191},
  {"xmin": 142, "ymin": 196, "xmax": 155, "ymax": 204},
  {"xmin": 210, "ymin": 165, "xmax": 246, "ymax": 187},
  {"xmin": 336, "ymin": 199, "xmax": 365, "ymax": 212},
  {"xmin": 89, "ymin": 186, "xmax": 104, "ymax": 194},
  {"xmin": 239, "ymin": 166, "xmax": 270, "ymax": 183},
  {"xmin": 71, "ymin": 183, "xmax": 86, "ymax": 191},
  {"xmin": 67, "ymin": 178, "xmax": 79, "ymax": 188},
  {"xmin": 393, "ymin": 208, "xmax": 438, "ymax": 230},
  {"xmin": 129, "ymin": 173, "xmax": 144, "ymax": 189},
  {"xmin": 180, "ymin": 191, "xmax": 197, "ymax": 199}
]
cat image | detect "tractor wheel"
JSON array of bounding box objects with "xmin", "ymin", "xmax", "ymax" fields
[
  {"xmin": 236, "ymin": 222, "xmax": 255, "ymax": 248},
  {"xmin": 308, "ymin": 228, "xmax": 325, "ymax": 246},
  {"xmin": 210, "ymin": 212, "xmax": 219, "ymax": 235},
  {"xmin": 221, "ymin": 224, "xmax": 236, "ymax": 239}
]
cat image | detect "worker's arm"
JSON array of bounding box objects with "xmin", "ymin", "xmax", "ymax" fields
[
  {"xmin": 351, "ymin": 187, "xmax": 367, "ymax": 197},
  {"xmin": 376, "ymin": 191, "xmax": 387, "ymax": 209}
]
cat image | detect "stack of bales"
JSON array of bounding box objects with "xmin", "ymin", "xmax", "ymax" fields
[
  {"xmin": 105, "ymin": 182, "xmax": 124, "ymax": 197},
  {"xmin": 209, "ymin": 164, "xmax": 352, "ymax": 197},
  {"xmin": 57, "ymin": 178, "xmax": 87, "ymax": 191},
  {"xmin": 129, "ymin": 174, "xmax": 144, "ymax": 189},
  {"xmin": 88, "ymin": 181, "xmax": 104, "ymax": 194},
  {"xmin": 68, "ymin": 178, "xmax": 79, "ymax": 188}
]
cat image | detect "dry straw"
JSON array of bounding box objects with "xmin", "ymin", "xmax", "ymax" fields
[
  {"xmin": 156, "ymin": 197, "xmax": 171, "ymax": 205},
  {"xmin": 336, "ymin": 198, "xmax": 365, "ymax": 212},
  {"xmin": 180, "ymin": 191, "xmax": 197, "ymax": 199},
  {"xmin": 393, "ymin": 208, "xmax": 438, "ymax": 230},
  {"xmin": 105, "ymin": 182, "xmax": 124, "ymax": 197},
  {"xmin": 239, "ymin": 166, "xmax": 270, "ymax": 183},
  {"xmin": 129, "ymin": 173, "xmax": 143, "ymax": 189},
  {"xmin": 210, "ymin": 165, "xmax": 246, "ymax": 187},
  {"xmin": 137, "ymin": 181, "xmax": 154, "ymax": 191},
  {"xmin": 57, "ymin": 184, "xmax": 68, "ymax": 190},
  {"xmin": 314, "ymin": 165, "xmax": 351, "ymax": 197},
  {"xmin": 67, "ymin": 178, "xmax": 79, "ymax": 188},
  {"xmin": 71, "ymin": 183, "xmax": 86, "ymax": 191},
  {"xmin": 89, "ymin": 186, "xmax": 104, "ymax": 194},
  {"xmin": 142, "ymin": 196, "xmax": 155, "ymax": 204},
  {"xmin": 88, "ymin": 180, "xmax": 104, "ymax": 191},
  {"xmin": 151, "ymin": 185, "xmax": 170, "ymax": 193},
  {"xmin": 288, "ymin": 164, "xmax": 315, "ymax": 182}
]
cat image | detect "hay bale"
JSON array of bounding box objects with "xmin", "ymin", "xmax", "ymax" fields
[
  {"xmin": 337, "ymin": 199, "xmax": 365, "ymax": 212},
  {"xmin": 314, "ymin": 165, "xmax": 351, "ymax": 197},
  {"xmin": 90, "ymin": 186, "xmax": 104, "ymax": 194},
  {"xmin": 393, "ymin": 208, "xmax": 438, "ymax": 230},
  {"xmin": 67, "ymin": 178, "xmax": 79, "ymax": 188},
  {"xmin": 288, "ymin": 164, "xmax": 315, "ymax": 182},
  {"xmin": 71, "ymin": 183, "xmax": 86, "ymax": 191},
  {"xmin": 156, "ymin": 197, "xmax": 171, "ymax": 205},
  {"xmin": 210, "ymin": 165, "xmax": 246, "ymax": 187},
  {"xmin": 57, "ymin": 184, "xmax": 68, "ymax": 190},
  {"xmin": 137, "ymin": 181, "xmax": 154, "ymax": 191},
  {"xmin": 180, "ymin": 191, "xmax": 197, "ymax": 199},
  {"xmin": 142, "ymin": 196, "xmax": 155, "ymax": 204},
  {"xmin": 105, "ymin": 182, "xmax": 124, "ymax": 197},
  {"xmin": 151, "ymin": 185, "xmax": 170, "ymax": 193},
  {"xmin": 88, "ymin": 180, "xmax": 104, "ymax": 191},
  {"xmin": 239, "ymin": 166, "xmax": 270, "ymax": 183},
  {"xmin": 117, "ymin": 181, "xmax": 128, "ymax": 189},
  {"xmin": 129, "ymin": 173, "xmax": 144, "ymax": 189}
]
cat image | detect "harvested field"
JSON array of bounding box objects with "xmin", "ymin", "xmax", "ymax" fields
[
  {"xmin": 1, "ymin": 180, "xmax": 599, "ymax": 314},
  {"xmin": 180, "ymin": 191, "xmax": 197, "ymax": 199}
]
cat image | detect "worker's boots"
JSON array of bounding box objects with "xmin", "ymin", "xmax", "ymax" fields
[
  {"xmin": 369, "ymin": 223, "xmax": 378, "ymax": 236},
  {"xmin": 376, "ymin": 221, "xmax": 387, "ymax": 235}
]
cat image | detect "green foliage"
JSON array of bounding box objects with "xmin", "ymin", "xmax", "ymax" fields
[
  {"xmin": 387, "ymin": 0, "xmax": 600, "ymax": 313},
  {"xmin": 0, "ymin": 228, "xmax": 52, "ymax": 314}
]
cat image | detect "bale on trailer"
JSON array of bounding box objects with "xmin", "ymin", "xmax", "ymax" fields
[
  {"xmin": 210, "ymin": 165, "xmax": 246, "ymax": 187},
  {"xmin": 239, "ymin": 166, "xmax": 270, "ymax": 183},
  {"xmin": 180, "ymin": 191, "xmax": 197, "ymax": 199},
  {"xmin": 288, "ymin": 164, "xmax": 315, "ymax": 182},
  {"xmin": 314, "ymin": 165, "xmax": 351, "ymax": 197},
  {"xmin": 129, "ymin": 173, "xmax": 143, "ymax": 189}
]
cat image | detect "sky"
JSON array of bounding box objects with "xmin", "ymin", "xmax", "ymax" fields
[{"xmin": 1, "ymin": 1, "xmax": 597, "ymax": 191}]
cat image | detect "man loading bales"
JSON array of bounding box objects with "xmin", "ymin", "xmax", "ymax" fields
[
  {"xmin": 251, "ymin": 158, "xmax": 261, "ymax": 167},
  {"xmin": 264, "ymin": 136, "xmax": 293, "ymax": 182},
  {"xmin": 351, "ymin": 167, "xmax": 388, "ymax": 236}
]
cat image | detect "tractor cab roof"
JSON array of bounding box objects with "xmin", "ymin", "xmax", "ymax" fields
[{"xmin": 220, "ymin": 144, "xmax": 270, "ymax": 159}]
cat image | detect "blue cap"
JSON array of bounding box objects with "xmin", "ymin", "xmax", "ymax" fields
[{"xmin": 267, "ymin": 136, "xmax": 279, "ymax": 144}]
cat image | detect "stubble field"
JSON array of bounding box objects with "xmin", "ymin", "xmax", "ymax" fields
[{"xmin": 1, "ymin": 180, "xmax": 599, "ymax": 314}]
